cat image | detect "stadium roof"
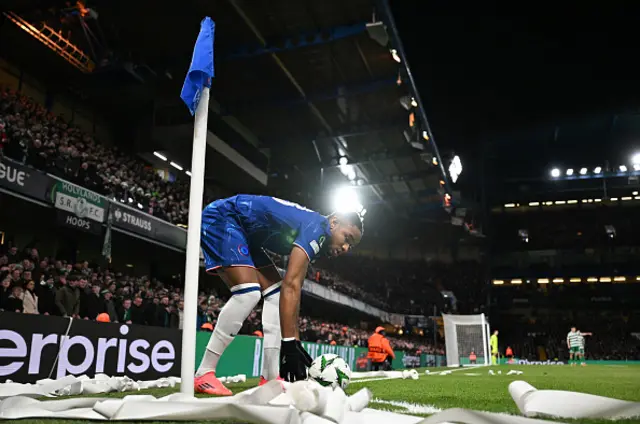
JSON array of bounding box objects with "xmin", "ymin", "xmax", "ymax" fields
[{"xmin": 2, "ymin": 0, "xmax": 455, "ymax": 234}]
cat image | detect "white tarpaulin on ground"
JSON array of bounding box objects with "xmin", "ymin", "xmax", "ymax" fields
[
  {"xmin": 509, "ymin": 380, "xmax": 640, "ymax": 420},
  {"xmin": 2, "ymin": 374, "xmax": 636, "ymax": 423},
  {"xmin": 0, "ymin": 377, "xmax": 421, "ymax": 424}
]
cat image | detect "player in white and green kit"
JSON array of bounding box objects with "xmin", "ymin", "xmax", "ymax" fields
[
  {"xmin": 576, "ymin": 328, "xmax": 592, "ymax": 366},
  {"xmin": 567, "ymin": 327, "xmax": 592, "ymax": 366}
]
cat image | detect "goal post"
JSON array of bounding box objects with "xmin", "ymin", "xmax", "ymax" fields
[{"xmin": 443, "ymin": 313, "xmax": 491, "ymax": 367}]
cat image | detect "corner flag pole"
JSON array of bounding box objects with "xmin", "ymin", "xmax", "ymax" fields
[{"xmin": 179, "ymin": 17, "xmax": 215, "ymax": 396}]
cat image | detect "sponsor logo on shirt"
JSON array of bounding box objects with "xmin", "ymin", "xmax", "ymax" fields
[{"xmin": 310, "ymin": 240, "xmax": 320, "ymax": 255}]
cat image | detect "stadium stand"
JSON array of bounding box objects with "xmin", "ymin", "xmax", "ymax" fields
[
  {"xmin": 484, "ymin": 118, "xmax": 640, "ymax": 363},
  {"xmin": 312, "ymin": 256, "xmax": 485, "ymax": 315},
  {"xmin": 0, "ymin": 241, "xmax": 441, "ymax": 356},
  {"xmin": 1, "ymin": 88, "xmax": 195, "ymax": 225},
  {"xmin": 0, "ymin": 81, "xmax": 479, "ymax": 321}
]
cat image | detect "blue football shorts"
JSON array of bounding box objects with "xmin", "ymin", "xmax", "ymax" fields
[{"xmin": 201, "ymin": 202, "xmax": 270, "ymax": 273}]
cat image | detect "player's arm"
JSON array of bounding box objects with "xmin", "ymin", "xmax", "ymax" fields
[
  {"xmin": 279, "ymin": 245, "xmax": 313, "ymax": 382},
  {"xmin": 280, "ymin": 245, "xmax": 309, "ymax": 339}
]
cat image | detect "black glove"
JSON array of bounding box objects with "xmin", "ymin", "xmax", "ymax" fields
[
  {"xmin": 297, "ymin": 340, "xmax": 313, "ymax": 367},
  {"xmin": 280, "ymin": 339, "xmax": 308, "ymax": 382}
]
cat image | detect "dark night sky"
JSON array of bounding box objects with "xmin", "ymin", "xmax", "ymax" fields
[{"xmin": 391, "ymin": 2, "xmax": 640, "ymax": 162}]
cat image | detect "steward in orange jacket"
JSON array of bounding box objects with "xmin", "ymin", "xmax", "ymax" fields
[
  {"xmin": 505, "ymin": 346, "xmax": 513, "ymax": 358},
  {"xmin": 368, "ymin": 326, "xmax": 395, "ymax": 371}
]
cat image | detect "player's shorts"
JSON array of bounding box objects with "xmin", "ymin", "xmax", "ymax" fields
[
  {"xmin": 201, "ymin": 201, "xmax": 270, "ymax": 273},
  {"xmin": 579, "ymin": 348, "xmax": 585, "ymax": 355},
  {"xmin": 569, "ymin": 346, "xmax": 580, "ymax": 354}
]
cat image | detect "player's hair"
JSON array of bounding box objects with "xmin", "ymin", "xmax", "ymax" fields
[{"xmin": 327, "ymin": 211, "xmax": 364, "ymax": 235}]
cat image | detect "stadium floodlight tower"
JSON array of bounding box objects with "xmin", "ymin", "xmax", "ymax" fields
[{"xmin": 443, "ymin": 313, "xmax": 491, "ymax": 367}]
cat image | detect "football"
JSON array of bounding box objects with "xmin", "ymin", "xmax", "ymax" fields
[{"xmin": 308, "ymin": 353, "xmax": 352, "ymax": 389}]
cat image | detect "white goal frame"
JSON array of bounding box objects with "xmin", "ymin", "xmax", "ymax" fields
[{"xmin": 443, "ymin": 313, "xmax": 491, "ymax": 367}]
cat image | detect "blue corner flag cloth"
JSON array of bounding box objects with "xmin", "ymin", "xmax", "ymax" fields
[{"xmin": 181, "ymin": 17, "xmax": 215, "ymax": 116}]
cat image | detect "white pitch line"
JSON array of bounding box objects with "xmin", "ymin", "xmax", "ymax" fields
[
  {"xmin": 351, "ymin": 365, "xmax": 489, "ymax": 384},
  {"xmin": 430, "ymin": 365, "xmax": 489, "ymax": 375},
  {"xmin": 351, "ymin": 376, "xmax": 403, "ymax": 384},
  {"xmin": 371, "ymin": 398, "xmax": 443, "ymax": 415}
]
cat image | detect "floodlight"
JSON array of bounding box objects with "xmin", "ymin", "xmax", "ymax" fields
[
  {"xmin": 449, "ymin": 155, "xmax": 462, "ymax": 183},
  {"xmin": 566, "ymin": 168, "xmax": 574, "ymax": 176},
  {"xmin": 332, "ymin": 186, "xmax": 363, "ymax": 214},
  {"xmin": 550, "ymin": 168, "xmax": 561, "ymax": 178},
  {"xmin": 594, "ymin": 166, "xmax": 602, "ymax": 174},
  {"xmin": 579, "ymin": 168, "xmax": 587, "ymax": 175},
  {"xmin": 632, "ymin": 153, "xmax": 640, "ymax": 164},
  {"xmin": 620, "ymin": 165, "xmax": 628, "ymax": 172},
  {"xmin": 390, "ymin": 49, "xmax": 401, "ymax": 63}
]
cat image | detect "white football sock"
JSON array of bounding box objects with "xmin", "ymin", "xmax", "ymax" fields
[
  {"xmin": 261, "ymin": 282, "xmax": 282, "ymax": 380},
  {"xmin": 196, "ymin": 283, "xmax": 261, "ymax": 377}
]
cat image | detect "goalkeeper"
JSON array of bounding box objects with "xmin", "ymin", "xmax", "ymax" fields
[{"xmin": 490, "ymin": 330, "xmax": 499, "ymax": 365}]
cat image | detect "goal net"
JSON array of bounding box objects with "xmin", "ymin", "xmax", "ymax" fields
[{"xmin": 443, "ymin": 313, "xmax": 491, "ymax": 367}]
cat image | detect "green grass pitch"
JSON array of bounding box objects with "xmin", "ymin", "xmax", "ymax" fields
[{"xmin": 12, "ymin": 365, "xmax": 640, "ymax": 424}]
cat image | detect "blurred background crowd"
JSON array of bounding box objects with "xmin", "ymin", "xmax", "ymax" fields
[
  {"xmin": 310, "ymin": 257, "xmax": 485, "ymax": 315},
  {"xmin": 1, "ymin": 88, "xmax": 193, "ymax": 225},
  {"xmin": 0, "ymin": 241, "xmax": 441, "ymax": 356}
]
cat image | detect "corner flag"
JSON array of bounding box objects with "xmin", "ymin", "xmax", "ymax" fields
[
  {"xmin": 179, "ymin": 17, "xmax": 215, "ymax": 396},
  {"xmin": 180, "ymin": 17, "xmax": 215, "ymax": 116}
]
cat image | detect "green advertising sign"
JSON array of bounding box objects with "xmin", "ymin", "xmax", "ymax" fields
[
  {"xmin": 500, "ymin": 358, "xmax": 640, "ymax": 366},
  {"xmin": 195, "ymin": 333, "xmax": 447, "ymax": 377},
  {"xmin": 195, "ymin": 334, "xmax": 370, "ymax": 377},
  {"xmin": 51, "ymin": 180, "xmax": 106, "ymax": 223}
]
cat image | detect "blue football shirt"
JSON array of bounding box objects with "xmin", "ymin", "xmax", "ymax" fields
[{"xmin": 228, "ymin": 195, "xmax": 331, "ymax": 262}]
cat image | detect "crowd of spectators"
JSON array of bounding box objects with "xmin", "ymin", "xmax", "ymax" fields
[
  {"xmin": 0, "ymin": 88, "xmax": 193, "ymax": 225},
  {"xmin": 309, "ymin": 256, "xmax": 485, "ymax": 315},
  {"xmin": 0, "ymin": 87, "xmax": 486, "ymax": 320},
  {"xmin": 0, "ymin": 242, "xmax": 439, "ymax": 356}
]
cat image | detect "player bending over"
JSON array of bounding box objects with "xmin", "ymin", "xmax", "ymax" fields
[{"xmin": 194, "ymin": 195, "xmax": 363, "ymax": 395}]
